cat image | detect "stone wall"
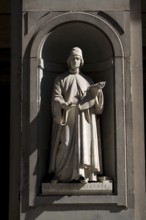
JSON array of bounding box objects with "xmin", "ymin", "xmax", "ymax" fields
[{"xmin": 9, "ymin": 1, "xmax": 146, "ymax": 220}]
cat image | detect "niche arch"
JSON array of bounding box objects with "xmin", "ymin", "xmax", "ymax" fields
[{"xmin": 29, "ymin": 12, "xmax": 126, "ymax": 206}]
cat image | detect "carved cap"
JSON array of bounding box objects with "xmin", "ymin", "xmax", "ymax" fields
[
  {"xmin": 67, "ymin": 47, "xmax": 84, "ymax": 67},
  {"xmin": 69, "ymin": 47, "xmax": 83, "ymax": 59}
]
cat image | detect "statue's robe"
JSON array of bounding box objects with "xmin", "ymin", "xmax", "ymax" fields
[{"xmin": 49, "ymin": 72, "xmax": 104, "ymax": 182}]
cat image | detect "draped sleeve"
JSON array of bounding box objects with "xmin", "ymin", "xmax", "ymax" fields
[{"xmin": 52, "ymin": 76, "xmax": 66, "ymax": 125}]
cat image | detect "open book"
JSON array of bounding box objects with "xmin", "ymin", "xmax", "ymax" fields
[
  {"xmin": 87, "ymin": 81, "xmax": 106, "ymax": 96},
  {"xmin": 79, "ymin": 81, "xmax": 106, "ymax": 110}
]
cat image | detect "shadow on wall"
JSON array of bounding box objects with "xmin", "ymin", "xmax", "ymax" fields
[
  {"xmin": 21, "ymin": 21, "xmax": 118, "ymax": 218},
  {"xmin": 23, "ymin": 204, "xmax": 126, "ymax": 220}
]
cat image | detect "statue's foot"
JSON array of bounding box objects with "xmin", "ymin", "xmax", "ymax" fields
[
  {"xmin": 78, "ymin": 175, "xmax": 89, "ymax": 183},
  {"xmin": 51, "ymin": 176, "xmax": 59, "ymax": 183}
]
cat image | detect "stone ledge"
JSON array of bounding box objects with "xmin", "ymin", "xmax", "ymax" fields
[{"xmin": 42, "ymin": 182, "xmax": 113, "ymax": 195}]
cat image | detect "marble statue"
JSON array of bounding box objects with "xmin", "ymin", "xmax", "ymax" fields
[{"xmin": 49, "ymin": 47, "xmax": 105, "ymax": 183}]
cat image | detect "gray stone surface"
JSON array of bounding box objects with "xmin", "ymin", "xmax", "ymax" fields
[
  {"xmin": 21, "ymin": 209, "xmax": 134, "ymax": 220},
  {"xmin": 23, "ymin": 0, "xmax": 130, "ymax": 11},
  {"xmin": 42, "ymin": 182, "xmax": 113, "ymax": 195},
  {"xmin": 27, "ymin": 13, "xmax": 126, "ymax": 204},
  {"xmin": 27, "ymin": 11, "xmax": 126, "ymax": 207},
  {"xmin": 22, "ymin": 10, "xmax": 130, "ymax": 58},
  {"xmin": 9, "ymin": 0, "xmax": 146, "ymax": 220}
]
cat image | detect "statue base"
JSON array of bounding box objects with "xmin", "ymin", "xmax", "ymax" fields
[{"xmin": 42, "ymin": 182, "xmax": 113, "ymax": 195}]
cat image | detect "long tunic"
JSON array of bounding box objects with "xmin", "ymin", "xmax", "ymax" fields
[{"xmin": 49, "ymin": 72, "xmax": 104, "ymax": 182}]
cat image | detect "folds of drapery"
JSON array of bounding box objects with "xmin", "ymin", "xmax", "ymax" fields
[{"xmin": 49, "ymin": 72, "xmax": 104, "ymax": 182}]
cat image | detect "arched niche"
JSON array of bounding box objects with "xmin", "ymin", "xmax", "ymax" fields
[
  {"xmin": 28, "ymin": 12, "xmax": 126, "ymax": 205},
  {"xmin": 38, "ymin": 22, "xmax": 115, "ymax": 185}
]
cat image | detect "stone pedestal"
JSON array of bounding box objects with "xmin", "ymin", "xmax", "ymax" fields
[{"xmin": 42, "ymin": 182, "xmax": 113, "ymax": 195}]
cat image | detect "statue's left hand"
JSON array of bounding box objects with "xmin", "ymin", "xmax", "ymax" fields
[
  {"xmin": 96, "ymin": 89, "xmax": 104, "ymax": 107},
  {"xmin": 61, "ymin": 102, "xmax": 72, "ymax": 110}
]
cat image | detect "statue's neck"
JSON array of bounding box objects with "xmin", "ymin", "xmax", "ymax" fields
[{"xmin": 69, "ymin": 68, "xmax": 80, "ymax": 75}]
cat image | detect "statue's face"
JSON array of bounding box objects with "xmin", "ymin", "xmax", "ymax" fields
[{"xmin": 69, "ymin": 55, "xmax": 81, "ymax": 70}]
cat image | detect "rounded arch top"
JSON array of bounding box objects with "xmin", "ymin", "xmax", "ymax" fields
[
  {"xmin": 41, "ymin": 22, "xmax": 113, "ymax": 64},
  {"xmin": 30, "ymin": 12, "xmax": 124, "ymax": 58}
]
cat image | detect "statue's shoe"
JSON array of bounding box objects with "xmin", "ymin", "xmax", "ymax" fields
[
  {"xmin": 51, "ymin": 176, "xmax": 59, "ymax": 183},
  {"xmin": 78, "ymin": 175, "xmax": 89, "ymax": 183}
]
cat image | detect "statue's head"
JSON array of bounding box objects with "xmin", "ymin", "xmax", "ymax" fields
[{"xmin": 67, "ymin": 47, "xmax": 84, "ymax": 69}]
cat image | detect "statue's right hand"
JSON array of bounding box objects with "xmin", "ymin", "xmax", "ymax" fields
[{"xmin": 61, "ymin": 102, "xmax": 72, "ymax": 110}]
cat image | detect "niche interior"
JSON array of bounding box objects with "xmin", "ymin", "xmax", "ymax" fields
[{"xmin": 37, "ymin": 21, "xmax": 116, "ymax": 193}]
